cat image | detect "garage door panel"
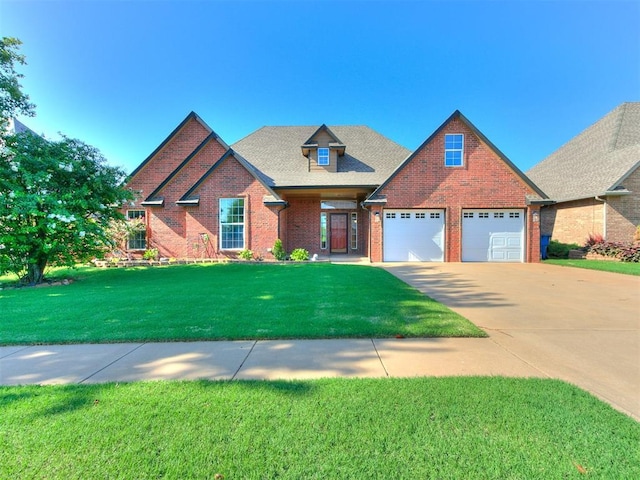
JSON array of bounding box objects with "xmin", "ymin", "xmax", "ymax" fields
[
  {"xmin": 383, "ymin": 210, "xmax": 444, "ymax": 262},
  {"xmin": 462, "ymin": 210, "xmax": 524, "ymax": 262}
]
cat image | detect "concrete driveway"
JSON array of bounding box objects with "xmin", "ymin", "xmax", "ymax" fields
[{"xmin": 382, "ymin": 262, "xmax": 640, "ymax": 421}]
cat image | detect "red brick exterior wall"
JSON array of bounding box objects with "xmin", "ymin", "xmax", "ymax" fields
[
  {"xmin": 125, "ymin": 117, "xmax": 280, "ymax": 260},
  {"xmin": 184, "ymin": 156, "xmax": 280, "ymax": 260},
  {"xmin": 126, "ymin": 118, "xmax": 211, "ymax": 203},
  {"xmin": 370, "ymin": 117, "xmax": 541, "ymax": 262},
  {"xmin": 282, "ymin": 197, "xmax": 369, "ymax": 258}
]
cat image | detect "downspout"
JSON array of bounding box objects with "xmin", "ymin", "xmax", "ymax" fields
[
  {"xmin": 276, "ymin": 202, "xmax": 290, "ymax": 240},
  {"xmin": 594, "ymin": 196, "xmax": 606, "ymax": 239}
]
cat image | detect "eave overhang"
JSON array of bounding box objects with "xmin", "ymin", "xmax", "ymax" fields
[{"xmin": 140, "ymin": 198, "xmax": 164, "ymax": 207}]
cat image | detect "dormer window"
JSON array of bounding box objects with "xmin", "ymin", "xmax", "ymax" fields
[{"xmin": 318, "ymin": 147, "xmax": 330, "ymax": 166}]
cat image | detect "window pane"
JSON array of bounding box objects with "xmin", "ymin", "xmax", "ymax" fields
[
  {"xmin": 318, "ymin": 147, "xmax": 329, "ymax": 166},
  {"xmin": 320, "ymin": 213, "xmax": 327, "ymax": 249},
  {"xmin": 220, "ymin": 198, "xmax": 245, "ymax": 249}
]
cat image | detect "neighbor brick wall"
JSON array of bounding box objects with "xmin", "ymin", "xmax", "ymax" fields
[
  {"xmin": 540, "ymin": 199, "xmax": 604, "ymax": 246},
  {"xmin": 606, "ymin": 167, "xmax": 640, "ymax": 242},
  {"xmin": 371, "ymin": 117, "xmax": 540, "ymax": 262}
]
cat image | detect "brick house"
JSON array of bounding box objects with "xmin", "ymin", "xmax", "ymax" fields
[
  {"xmin": 527, "ymin": 103, "xmax": 640, "ymax": 245},
  {"xmin": 124, "ymin": 110, "xmax": 549, "ymax": 262}
]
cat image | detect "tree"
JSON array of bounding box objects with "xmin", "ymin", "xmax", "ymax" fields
[
  {"xmin": 0, "ymin": 132, "xmax": 134, "ymax": 284},
  {"xmin": 0, "ymin": 37, "xmax": 35, "ymax": 131}
]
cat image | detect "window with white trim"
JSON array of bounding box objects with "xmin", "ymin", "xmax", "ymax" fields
[
  {"xmin": 127, "ymin": 210, "xmax": 146, "ymax": 250},
  {"xmin": 509, "ymin": 212, "xmax": 520, "ymax": 218},
  {"xmin": 479, "ymin": 212, "xmax": 489, "ymax": 218},
  {"xmin": 416, "ymin": 212, "xmax": 426, "ymax": 219},
  {"xmin": 430, "ymin": 212, "xmax": 441, "ymax": 219},
  {"xmin": 320, "ymin": 213, "xmax": 327, "ymax": 250},
  {"xmin": 350, "ymin": 212, "xmax": 358, "ymax": 250},
  {"xmin": 318, "ymin": 147, "xmax": 330, "ymax": 166},
  {"xmin": 219, "ymin": 198, "xmax": 245, "ymax": 249},
  {"xmin": 444, "ymin": 134, "xmax": 464, "ymax": 167},
  {"xmin": 386, "ymin": 212, "xmax": 396, "ymax": 219}
]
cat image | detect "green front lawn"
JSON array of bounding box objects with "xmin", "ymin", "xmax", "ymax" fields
[
  {"xmin": 544, "ymin": 259, "xmax": 640, "ymax": 276},
  {"xmin": 0, "ymin": 263, "xmax": 484, "ymax": 345},
  {"xmin": 2, "ymin": 378, "xmax": 638, "ymax": 479}
]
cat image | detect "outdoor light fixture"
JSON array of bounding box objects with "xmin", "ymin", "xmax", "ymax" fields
[
  {"xmin": 532, "ymin": 211, "xmax": 540, "ymax": 223},
  {"xmin": 374, "ymin": 211, "xmax": 381, "ymax": 223}
]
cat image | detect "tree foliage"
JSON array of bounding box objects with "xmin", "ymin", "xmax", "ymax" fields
[
  {"xmin": 0, "ymin": 132, "xmax": 134, "ymax": 284},
  {"xmin": 0, "ymin": 37, "xmax": 35, "ymax": 131}
]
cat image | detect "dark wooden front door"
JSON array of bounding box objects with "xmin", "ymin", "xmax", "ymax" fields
[{"xmin": 330, "ymin": 214, "xmax": 348, "ymax": 253}]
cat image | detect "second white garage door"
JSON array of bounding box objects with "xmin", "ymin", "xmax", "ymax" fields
[
  {"xmin": 383, "ymin": 209, "xmax": 445, "ymax": 261},
  {"xmin": 462, "ymin": 209, "xmax": 525, "ymax": 262}
]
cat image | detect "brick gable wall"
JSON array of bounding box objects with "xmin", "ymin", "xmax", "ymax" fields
[
  {"xmin": 145, "ymin": 138, "xmax": 229, "ymax": 258},
  {"xmin": 370, "ymin": 117, "xmax": 541, "ymax": 262},
  {"xmin": 126, "ymin": 118, "xmax": 211, "ymax": 204},
  {"xmin": 183, "ymin": 155, "xmax": 280, "ymax": 260}
]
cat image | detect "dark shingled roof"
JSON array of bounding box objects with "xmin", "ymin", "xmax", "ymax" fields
[
  {"xmin": 231, "ymin": 125, "xmax": 411, "ymax": 188},
  {"xmin": 527, "ymin": 103, "xmax": 640, "ymax": 202}
]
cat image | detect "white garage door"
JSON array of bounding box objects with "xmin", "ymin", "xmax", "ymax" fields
[
  {"xmin": 462, "ymin": 209, "xmax": 524, "ymax": 262},
  {"xmin": 383, "ymin": 209, "xmax": 445, "ymax": 262}
]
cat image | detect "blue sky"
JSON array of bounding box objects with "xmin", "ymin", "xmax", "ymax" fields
[{"xmin": 2, "ymin": 0, "xmax": 639, "ymax": 174}]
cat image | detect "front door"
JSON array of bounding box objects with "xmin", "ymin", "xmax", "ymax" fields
[{"xmin": 330, "ymin": 214, "xmax": 348, "ymax": 253}]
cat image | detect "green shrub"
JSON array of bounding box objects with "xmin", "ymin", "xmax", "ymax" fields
[
  {"xmin": 290, "ymin": 248, "xmax": 309, "ymax": 262},
  {"xmin": 272, "ymin": 239, "xmax": 286, "ymax": 261},
  {"xmin": 547, "ymin": 240, "xmax": 580, "ymax": 259},
  {"xmin": 142, "ymin": 248, "xmax": 158, "ymax": 261},
  {"xmin": 238, "ymin": 249, "xmax": 253, "ymax": 261}
]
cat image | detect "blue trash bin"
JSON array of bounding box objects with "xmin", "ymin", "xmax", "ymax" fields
[{"xmin": 540, "ymin": 235, "xmax": 551, "ymax": 259}]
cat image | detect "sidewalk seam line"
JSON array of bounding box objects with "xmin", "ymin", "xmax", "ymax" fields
[
  {"xmin": 78, "ymin": 343, "xmax": 147, "ymax": 384},
  {"xmin": 231, "ymin": 340, "xmax": 258, "ymax": 380},
  {"xmin": 371, "ymin": 339, "xmax": 389, "ymax": 377},
  {"xmin": 0, "ymin": 345, "xmax": 33, "ymax": 360}
]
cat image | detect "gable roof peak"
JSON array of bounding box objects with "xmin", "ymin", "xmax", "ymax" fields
[{"xmin": 303, "ymin": 124, "xmax": 344, "ymax": 146}]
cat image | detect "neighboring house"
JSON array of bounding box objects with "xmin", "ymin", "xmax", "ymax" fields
[
  {"xmin": 125, "ymin": 110, "xmax": 548, "ymax": 262},
  {"xmin": 6, "ymin": 117, "xmax": 36, "ymax": 135},
  {"xmin": 527, "ymin": 102, "xmax": 640, "ymax": 245}
]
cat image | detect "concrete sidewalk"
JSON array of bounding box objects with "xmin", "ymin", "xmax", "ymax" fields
[{"xmin": 0, "ymin": 337, "xmax": 545, "ymax": 385}]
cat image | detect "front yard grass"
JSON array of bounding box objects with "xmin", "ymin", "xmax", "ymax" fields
[
  {"xmin": 544, "ymin": 258, "xmax": 640, "ymax": 276},
  {"xmin": 2, "ymin": 377, "xmax": 638, "ymax": 479},
  {"xmin": 0, "ymin": 263, "xmax": 484, "ymax": 345}
]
